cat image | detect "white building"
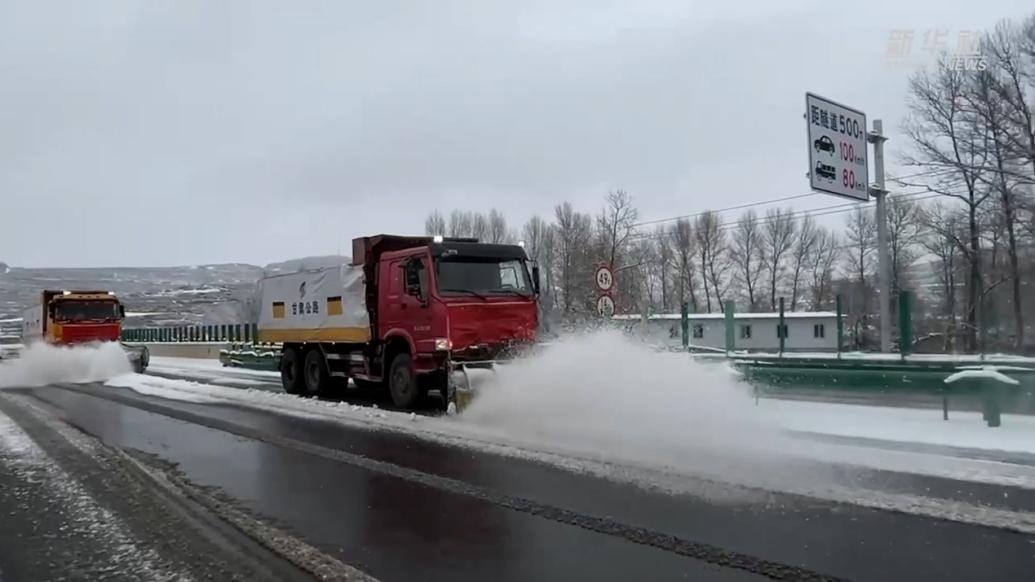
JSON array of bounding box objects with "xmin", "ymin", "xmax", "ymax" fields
[{"xmin": 612, "ymin": 311, "xmax": 841, "ymax": 352}]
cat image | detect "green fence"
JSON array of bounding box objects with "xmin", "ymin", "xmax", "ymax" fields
[{"xmin": 122, "ymin": 323, "xmax": 260, "ymax": 343}]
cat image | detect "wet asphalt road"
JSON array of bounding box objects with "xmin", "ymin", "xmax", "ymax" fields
[{"xmin": 5, "ymin": 382, "xmax": 1034, "ymax": 581}]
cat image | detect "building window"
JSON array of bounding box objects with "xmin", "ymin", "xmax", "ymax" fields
[
  {"xmin": 692, "ymin": 324, "xmax": 704, "ymax": 339},
  {"xmin": 776, "ymin": 324, "xmax": 788, "ymax": 338},
  {"xmin": 740, "ymin": 325, "xmax": 752, "ymax": 339},
  {"xmin": 814, "ymin": 324, "xmax": 825, "ymax": 338}
]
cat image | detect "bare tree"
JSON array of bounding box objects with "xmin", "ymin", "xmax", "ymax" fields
[
  {"xmin": 968, "ymin": 53, "xmax": 1027, "ymax": 348},
  {"xmin": 554, "ymin": 202, "xmax": 593, "ymax": 313},
  {"xmin": 985, "ymin": 21, "xmax": 1035, "ymax": 185},
  {"xmin": 788, "ymin": 214, "xmax": 819, "ymax": 311},
  {"xmin": 598, "ymin": 190, "xmax": 639, "ymax": 267},
  {"xmin": 844, "ymin": 206, "xmax": 877, "ymax": 284},
  {"xmin": 806, "ymin": 227, "xmax": 840, "ymax": 310},
  {"xmin": 729, "ymin": 209, "xmax": 764, "ymax": 311},
  {"xmin": 920, "ymin": 201, "xmax": 967, "ymax": 349},
  {"xmin": 669, "ymin": 218, "xmax": 699, "ymax": 311},
  {"xmin": 521, "ymin": 215, "xmax": 549, "ymax": 263},
  {"xmin": 903, "ymin": 64, "xmax": 995, "ymax": 350},
  {"xmin": 448, "ymin": 210, "xmax": 473, "ymax": 238},
  {"xmin": 654, "ymin": 225, "xmax": 674, "ymax": 311},
  {"xmin": 844, "ymin": 206, "xmax": 877, "ymax": 348},
  {"xmin": 424, "ymin": 211, "xmax": 446, "ymax": 236},
  {"xmin": 886, "ymin": 195, "xmax": 923, "ymax": 297},
  {"xmin": 758, "ymin": 208, "xmax": 797, "ymax": 310},
  {"xmin": 693, "ymin": 211, "xmax": 728, "ymax": 312},
  {"xmin": 487, "ymin": 208, "xmax": 509, "ymax": 244},
  {"xmin": 471, "ymin": 212, "xmax": 490, "ymax": 241}
]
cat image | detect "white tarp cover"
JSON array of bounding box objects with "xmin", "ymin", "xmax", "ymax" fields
[{"xmin": 257, "ymin": 265, "xmax": 370, "ymax": 343}]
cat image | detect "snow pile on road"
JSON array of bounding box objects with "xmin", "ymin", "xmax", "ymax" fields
[
  {"xmin": 0, "ymin": 342, "xmax": 132, "ymax": 388},
  {"xmin": 105, "ymin": 374, "xmax": 225, "ymax": 403},
  {"xmin": 463, "ymin": 331, "xmax": 783, "ymax": 465}
]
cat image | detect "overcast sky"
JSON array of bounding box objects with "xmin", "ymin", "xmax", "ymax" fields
[{"xmin": 1, "ymin": 1, "xmax": 1031, "ymax": 267}]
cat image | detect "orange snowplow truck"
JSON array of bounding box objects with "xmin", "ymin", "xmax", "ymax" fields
[{"xmin": 21, "ymin": 290, "xmax": 149, "ymax": 372}]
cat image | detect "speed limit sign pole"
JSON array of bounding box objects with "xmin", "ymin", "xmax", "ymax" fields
[{"xmin": 868, "ymin": 119, "xmax": 891, "ymax": 353}]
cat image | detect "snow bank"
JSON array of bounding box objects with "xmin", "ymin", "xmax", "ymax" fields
[
  {"xmin": 944, "ymin": 367, "xmax": 1020, "ymax": 385},
  {"xmin": 0, "ymin": 343, "xmax": 132, "ymax": 388},
  {"xmin": 765, "ymin": 398, "xmax": 1035, "ymax": 455}
]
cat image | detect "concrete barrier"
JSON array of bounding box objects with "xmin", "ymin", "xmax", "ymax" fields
[{"xmin": 130, "ymin": 342, "xmax": 229, "ymax": 359}]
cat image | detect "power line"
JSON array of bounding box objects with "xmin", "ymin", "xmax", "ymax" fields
[
  {"xmin": 629, "ymin": 190, "xmax": 941, "ymax": 243},
  {"xmin": 632, "ymin": 193, "xmax": 818, "ymax": 228},
  {"xmin": 631, "ymin": 168, "xmax": 958, "ymax": 231}
]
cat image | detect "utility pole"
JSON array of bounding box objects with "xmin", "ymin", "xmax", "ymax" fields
[{"xmin": 868, "ymin": 119, "xmax": 891, "ymax": 353}]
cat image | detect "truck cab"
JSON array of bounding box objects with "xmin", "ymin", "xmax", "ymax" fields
[
  {"xmin": 21, "ymin": 290, "xmax": 149, "ymax": 372},
  {"xmin": 362, "ymin": 236, "xmax": 539, "ymax": 407},
  {"xmin": 378, "ymin": 239, "xmax": 538, "ymax": 362}
]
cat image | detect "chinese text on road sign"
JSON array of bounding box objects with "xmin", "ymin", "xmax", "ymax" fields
[{"xmin": 806, "ymin": 93, "xmax": 869, "ymax": 201}]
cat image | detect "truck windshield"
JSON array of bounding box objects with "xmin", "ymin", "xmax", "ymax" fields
[
  {"xmin": 54, "ymin": 301, "xmax": 120, "ymax": 322},
  {"xmin": 436, "ymin": 258, "xmax": 532, "ymax": 296}
]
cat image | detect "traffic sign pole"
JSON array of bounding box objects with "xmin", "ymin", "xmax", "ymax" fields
[{"xmin": 869, "ymin": 119, "xmax": 891, "ymax": 353}]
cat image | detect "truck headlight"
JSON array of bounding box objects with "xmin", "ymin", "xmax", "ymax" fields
[{"xmin": 434, "ymin": 338, "xmax": 452, "ymax": 351}]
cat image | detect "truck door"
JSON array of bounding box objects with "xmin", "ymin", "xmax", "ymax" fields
[{"xmin": 380, "ymin": 255, "xmax": 434, "ymax": 354}]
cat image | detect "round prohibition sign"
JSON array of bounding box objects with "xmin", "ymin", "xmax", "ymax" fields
[{"xmin": 595, "ymin": 266, "xmax": 614, "ymax": 292}]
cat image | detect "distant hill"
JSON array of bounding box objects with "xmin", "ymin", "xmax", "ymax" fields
[{"xmin": 0, "ymin": 257, "xmax": 349, "ymax": 342}]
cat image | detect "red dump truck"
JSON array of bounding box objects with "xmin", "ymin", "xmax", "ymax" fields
[
  {"xmin": 257, "ymin": 235, "xmax": 539, "ymax": 408},
  {"xmin": 21, "ymin": 289, "xmax": 149, "ymax": 372}
]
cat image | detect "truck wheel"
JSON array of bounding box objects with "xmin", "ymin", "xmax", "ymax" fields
[
  {"xmin": 388, "ymin": 353, "xmax": 420, "ymax": 408},
  {"xmin": 280, "ymin": 347, "xmax": 305, "ymax": 395},
  {"xmin": 303, "ymin": 349, "xmax": 329, "ymax": 397}
]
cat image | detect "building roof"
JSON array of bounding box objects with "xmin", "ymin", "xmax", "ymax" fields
[{"xmin": 612, "ymin": 311, "xmax": 838, "ymax": 321}]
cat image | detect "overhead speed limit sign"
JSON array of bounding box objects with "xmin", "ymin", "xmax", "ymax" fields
[{"xmin": 595, "ymin": 265, "xmax": 614, "ymax": 292}]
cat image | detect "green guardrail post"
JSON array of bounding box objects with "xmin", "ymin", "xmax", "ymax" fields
[
  {"xmin": 899, "ymin": 290, "xmax": 913, "ymax": 360},
  {"xmin": 219, "ymin": 324, "xmax": 226, "ymax": 341},
  {"xmin": 252, "ymin": 323, "xmax": 259, "ymax": 344},
  {"xmin": 680, "ymin": 302, "xmax": 689, "ymax": 349},
  {"xmin": 243, "ymin": 323, "xmax": 250, "ymax": 343},
  {"xmin": 724, "ymin": 300, "xmax": 735, "ymax": 355},
  {"xmin": 235, "ymin": 324, "xmax": 242, "ymax": 343},
  {"xmin": 778, "ymin": 297, "xmax": 786, "ymax": 356},
  {"xmin": 836, "ymin": 294, "xmax": 844, "ymax": 359}
]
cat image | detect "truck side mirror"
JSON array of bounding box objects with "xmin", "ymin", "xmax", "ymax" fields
[
  {"xmin": 532, "ymin": 264, "xmax": 541, "ymax": 295},
  {"xmin": 119, "ymin": 304, "xmax": 126, "ymax": 318}
]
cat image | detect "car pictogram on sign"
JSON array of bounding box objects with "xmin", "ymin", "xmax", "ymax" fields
[{"xmin": 813, "ymin": 135, "xmax": 835, "ymax": 154}]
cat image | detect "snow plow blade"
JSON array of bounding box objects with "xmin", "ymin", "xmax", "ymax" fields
[
  {"xmin": 121, "ymin": 343, "xmax": 150, "ymax": 373},
  {"xmin": 445, "ymin": 361, "xmax": 496, "ymax": 414}
]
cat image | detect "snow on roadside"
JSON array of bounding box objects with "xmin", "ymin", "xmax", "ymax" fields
[
  {"xmin": 760, "ymin": 398, "xmax": 1035, "ymax": 455},
  {"xmin": 0, "ymin": 403, "xmax": 188, "ymax": 580},
  {"xmin": 105, "ymin": 375, "xmax": 225, "ymax": 404}
]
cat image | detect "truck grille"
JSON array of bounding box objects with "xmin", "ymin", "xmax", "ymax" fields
[{"xmin": 59, "ymin": 324, "xmax": 120, "ymax": 343}]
